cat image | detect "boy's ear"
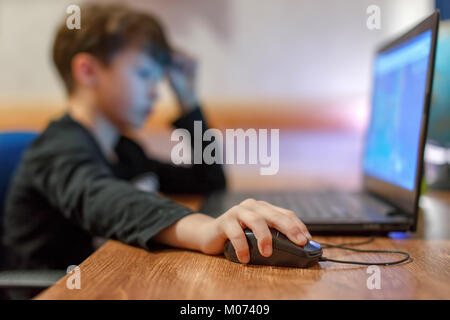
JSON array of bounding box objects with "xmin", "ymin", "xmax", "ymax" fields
[{"xmin": 71, "ymin": 53, "xmax": 101, "ymax": 89}]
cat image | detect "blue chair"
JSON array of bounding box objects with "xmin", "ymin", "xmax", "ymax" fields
[
  {"xmin": 0, "ymin": 132, "xmax": 38, "ymax": 219},
  {"xmin": 0, "ymin": 132, "xmax": 66, "ymax": 299}
]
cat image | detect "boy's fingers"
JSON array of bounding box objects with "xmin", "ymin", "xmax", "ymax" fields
[
  {"xmin": 236, "ymin": 208, "xmax": 273, "ymax": 257},
  {"xmin": 254, "ymin": 201, "xmax": 308, "ymax": 246},
  {"xmin": 222, "ymin": 219, "xmax": 250, "ymax": 264},
  {"xmin": 171, "ymin": 51, "xmax": 197, "ymax": 72},
  {"xmin": 260, "ymin": 201, "xmax": 312, "ymax": 240}
]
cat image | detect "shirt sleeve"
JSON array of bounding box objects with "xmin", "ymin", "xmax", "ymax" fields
[
  {"xmin": 114, "ymin": 106, "xmax": 227, "ymax": 194},
  {"xmin": 25, "ymin": 129, "xmax": 195, "ymax": 251}
]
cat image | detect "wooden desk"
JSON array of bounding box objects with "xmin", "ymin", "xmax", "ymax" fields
[
  {"xmin": 34, "ymin": 130, "xmax": 450, "ymax": 299},
  {"xmin": 34, "ymin": 191, "xmax": 450, "ymax": 300}
]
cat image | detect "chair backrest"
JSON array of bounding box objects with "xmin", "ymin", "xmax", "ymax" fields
[{"xmin": 0, "ymin": 132, "xmax": 38, "ymax": 229}]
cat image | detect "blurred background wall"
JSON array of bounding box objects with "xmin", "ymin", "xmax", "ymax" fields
[{"xmin": 0, "ymin": 0, "xmax": 435, "ymax": 131}]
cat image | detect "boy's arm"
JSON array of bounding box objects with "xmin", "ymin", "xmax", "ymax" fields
[{"xmin": 28, "ymin": 139, "xmax": 195, "ymax": 251}]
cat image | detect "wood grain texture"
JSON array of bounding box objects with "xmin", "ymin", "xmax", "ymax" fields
[
  {"xmin": 34, "ymin": 237, "xmax": 450, "ymax": 300},
  {"xmin": 35, "ymin": 193, "xmax": 450, "ymax": 300}
]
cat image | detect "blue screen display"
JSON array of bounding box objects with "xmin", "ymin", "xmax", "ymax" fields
[{"xmin": 363, "ymin": 30, "xmax": 432, "ymax": 190}]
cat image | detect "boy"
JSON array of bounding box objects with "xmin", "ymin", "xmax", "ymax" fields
[{"xmin": 2, "ymin": 4, "xmax": 311, "ymax": 278}]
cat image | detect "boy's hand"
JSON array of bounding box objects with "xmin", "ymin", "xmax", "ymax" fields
[
  {"xmin": 167, "ymin": 50, "xmax": 199, "ymax": 113},
  {"xmin": 199, "ymin": 198, "xmax": 312, "ymax": 264}
]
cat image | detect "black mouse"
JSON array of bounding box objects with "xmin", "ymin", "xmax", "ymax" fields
[{"xmin": 224, "ymin": 228, "xmax": 322, "ymax": 268}]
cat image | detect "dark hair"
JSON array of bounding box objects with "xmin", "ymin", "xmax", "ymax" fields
[{"xmin": 52, "ymin": 3, "xmax": 172, "ymax": 93}]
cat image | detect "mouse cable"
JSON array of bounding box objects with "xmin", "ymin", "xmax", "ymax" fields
[{"xmin": 318, "ymin": 237, "xmax": 411, "ymax": 266}]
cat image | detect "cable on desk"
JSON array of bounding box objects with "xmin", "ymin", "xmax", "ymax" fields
[{"xmin": 318, "ymin": 237, "xmax": 411, "ymax": 266}]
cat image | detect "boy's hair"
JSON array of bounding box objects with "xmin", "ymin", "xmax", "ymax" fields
[{"xmin": 52, "ymin": 3, "xmax": 172, "ymax": 93}]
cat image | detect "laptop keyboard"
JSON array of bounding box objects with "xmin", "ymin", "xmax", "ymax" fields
[
  {"xmin": 218, "ymin": 191, "xmax": 395, "ymax": 222},
  {"xmin": 256, "ymin": 192, "xmax": 360, "ymax": 219}
]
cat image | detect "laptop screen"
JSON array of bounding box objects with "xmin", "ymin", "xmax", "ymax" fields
[{"xmin": 363, "ymin": 30, "xmax": 433, "ymax": 191}]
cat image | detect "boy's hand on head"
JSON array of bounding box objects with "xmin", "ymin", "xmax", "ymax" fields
[
  {"xmin": 167, "ymin": 50, "xmax": 199, "ymax": 113},
  {"xmin": 199, "ymin": 199, "xmax": 312, "ymax": 264}
]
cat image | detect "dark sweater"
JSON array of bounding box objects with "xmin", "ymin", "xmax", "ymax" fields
[{"xmin": 1, "ymin": 107, "xmax": 226, "ymax": 270}]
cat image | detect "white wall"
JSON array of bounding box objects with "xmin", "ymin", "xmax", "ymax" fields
[{"xmin": 0, "ymin": 0, "xmax": 435, "ymax": 105}]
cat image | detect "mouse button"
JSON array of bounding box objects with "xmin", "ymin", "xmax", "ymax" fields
[
  {"xmin": 273, "ymin": 234, "xmax": 307, "ymax": 256},
  {"xmin": 274, "ymin": 230, "xmax": 288, "ymax": 241}
]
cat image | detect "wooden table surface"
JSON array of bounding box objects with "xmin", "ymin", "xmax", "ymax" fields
[{"xmin": 34, "ymin": 130, "xmax": 450, "ymax": 299}]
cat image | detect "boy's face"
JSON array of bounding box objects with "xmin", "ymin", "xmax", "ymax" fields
[{"xmin": 94, "ymin": 46, "xmax": 165, "ymax": 130}]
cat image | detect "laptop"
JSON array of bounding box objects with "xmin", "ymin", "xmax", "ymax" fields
[{"xmin": 199, "ymin": 11, "xmax": 440, "ymax": 235}]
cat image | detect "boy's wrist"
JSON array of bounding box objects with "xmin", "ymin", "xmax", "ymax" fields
[
  {"xmin": 153, "ymin": 212, "xmax": 215, "ymax": 252},
  {"xmin": 183, "ymin": 213, "xmax": 216, "ymax": 252}
]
